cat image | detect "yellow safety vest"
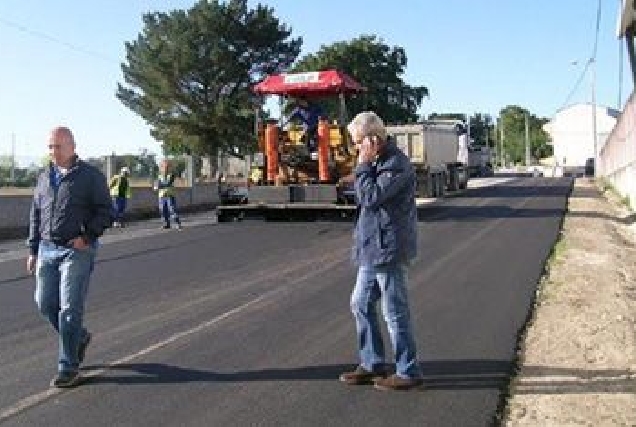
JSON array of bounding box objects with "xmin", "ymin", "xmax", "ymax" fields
[
  {"xmin": 155, "ymin": 174, "xmax": 176, "ymax": 198},
  {"xmin": 109, "ymin": 174, "xmax": 132, "ymax": 198}
]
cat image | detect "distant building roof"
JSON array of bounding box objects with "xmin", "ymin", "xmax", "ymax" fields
[{"xmin": 554, "ymin": 102, "xmax": 620, "ymax": 119}]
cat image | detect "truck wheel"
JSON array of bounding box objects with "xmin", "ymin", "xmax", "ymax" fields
[
  {"xmin": 459, "ymin": 176, "xmax": 468, "ymax": 190},
  {"xmin": 438, "ymin": 173, "xmax": 446, "ymax": 197},
  {"xmin": 429, "ymin": 175, "xmax": 437, "ymax": 198},
  {"xmin": 448, "ymin": 169, "xmax": 459, "ymax": 192}
]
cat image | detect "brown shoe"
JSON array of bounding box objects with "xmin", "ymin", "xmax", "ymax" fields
[
  {"xmin": 373, "ymin": 374, "xmax": 424, "ymax": 391},
  {"xmin": 339, "ymin": 365, "xmax": 386, "ymax": 385}
]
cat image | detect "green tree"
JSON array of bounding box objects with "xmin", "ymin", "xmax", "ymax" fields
[
  {"xmin": 291, "ymin": 35, "xmax": 428, "ymax": 124},
  {"xmin": 0, "ymin": 155, "xmax": 12, "ymax": 180},
  {"xmin": 468, "ymin": 113, "xmax": 495, "ymax": 147},
  {"xmin": 117, "ymin": 0, "xmax": 301, "ymax": 157},
  {"xmin": 498, "ymin": 105, "xmax": 552, "ymax": 164}
]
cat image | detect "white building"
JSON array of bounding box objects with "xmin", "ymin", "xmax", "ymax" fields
[{"xmin": 543, "ymin": 103, "xmax": 619, "ymax": 172}]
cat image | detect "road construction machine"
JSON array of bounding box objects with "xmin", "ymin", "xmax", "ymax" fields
[
  {"xmin": 216, "ymin": 70, "xmax": 471, "ymax": 221},
  {"xmin": 216, "ymin": 69, "xmax": 364, "ymax": 221}
]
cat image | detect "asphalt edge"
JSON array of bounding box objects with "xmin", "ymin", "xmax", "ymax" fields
[{"xmin": 493, "ymin": 177, "xmax": 575, "ymax": 426}]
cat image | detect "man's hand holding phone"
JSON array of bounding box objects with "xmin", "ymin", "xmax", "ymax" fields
[{"xmin": 357, "ymin": 136, "xmax": 378, "ymax": 164}]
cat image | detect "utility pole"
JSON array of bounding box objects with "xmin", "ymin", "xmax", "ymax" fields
[
  {"xmin": 591, "ymin": 57, "xmax": 598, "ymax": 177},
  {"xmin": 10, "ymin": 133, "xmax": 16, "ymax": 183},
  {"xmin": 619, "ymin": 38, "xmax": 623, "ymax": 109},
  {"xmin": 499, "ymin": 119, "xmax": 505, "ymax": 168},
  {"xmin": 525, "ymin": 114, "xmax": 530, "ymax": 167}
]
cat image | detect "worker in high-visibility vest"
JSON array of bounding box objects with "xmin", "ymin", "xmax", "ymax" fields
[
  {"xmin": 153, "ymin": 160, "xmax": 182, "ymax": 230},
  {"xmin": 109, "ymin": 166, "xmax": 132, "ymax": 228}
]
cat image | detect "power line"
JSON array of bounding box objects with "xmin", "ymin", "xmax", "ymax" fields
[
  {"xmin": 591, "ymin": 0, "xmax": 602, "ymax": 60},
  {"xmin": 558, "ymin": 60, "xmax": 591, "ymax": 112},
  {"xmin": 555, "ymin": 0, "xmax": 602, "ymax": 114},
  {"xmin": 0, "ymin": 16, "xmax": 117, "ymax": 63}
]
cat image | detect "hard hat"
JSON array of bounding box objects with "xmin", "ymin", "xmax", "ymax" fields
[{"xmin": 120, "ymin": 166, "xmax": 130, "ymax": 175}]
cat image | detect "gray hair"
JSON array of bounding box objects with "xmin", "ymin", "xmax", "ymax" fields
[{"xmin": 347, "ymin": 111, "xmax": 387, "ymax": 141}]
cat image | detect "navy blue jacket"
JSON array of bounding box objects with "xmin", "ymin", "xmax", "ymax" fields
[
  {"xmin": 353, "ymin": 140, "xmax": 417, "ymax": 267},
  {"xmin": 27, "ymin": 157, "xmax": 113, "ymax": 255}
]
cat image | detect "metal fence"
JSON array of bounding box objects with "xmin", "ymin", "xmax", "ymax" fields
[
  {"xmin": 0, "ymin": 152, "xmax": 249, "ymax": 189},
  {"xmin": 599, "ymin": 91, "xmax": 636, "ymax": 208}
]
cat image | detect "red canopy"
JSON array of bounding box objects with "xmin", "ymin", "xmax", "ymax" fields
[{"xmin": 253, "ymin": 70, "xmax": 365, "ymax": 98}]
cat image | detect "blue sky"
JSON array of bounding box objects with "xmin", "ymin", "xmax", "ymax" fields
[{"xmin": 0, "ymin": 0, "xmax": 631, "ymax": 163}]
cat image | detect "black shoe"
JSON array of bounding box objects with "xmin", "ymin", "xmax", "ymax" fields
[
  {"xmin": 50, "ymin": 370, "xmax": 81, "ymax": 388},
  {"xmin": 162, "ymin": 224, "xmax": 171, "ymax": 229},
  {"xmin": 78, "ymin": 332, "xmax": 91, "ymax": 364}
]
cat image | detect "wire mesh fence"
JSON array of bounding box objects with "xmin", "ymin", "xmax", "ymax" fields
[{"xmin": 0, "ymin": 152, "xmax": 247, "ymax": 190}]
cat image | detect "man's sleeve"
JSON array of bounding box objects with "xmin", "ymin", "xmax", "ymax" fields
[
  {"xmin": 85, "ymin": 171, "xmax": 113, "ymax": 241},
  {"xmin": 26, "ymin": 178, "xmax": 41, "ymax": 256},
  {"xmin": 354, "ymin": 161, "xmax": 413, "ymax": 210}
]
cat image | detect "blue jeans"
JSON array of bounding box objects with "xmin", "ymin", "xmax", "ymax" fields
[
  {"xmin": 34, "ymin": 240, "xmax": 96, "ymax": 373},
  {"xmin": 350, "ymin": 263, "xmax": 421, "ymax": 379},
  {"xmin": 112, "ymin": 196, "xmax": 127, "ymax": 221},
  {"xmin": 159, "ymin": 196, "xmax": 181, "ymax": 226}
]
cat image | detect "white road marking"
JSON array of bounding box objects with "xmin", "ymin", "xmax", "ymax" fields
[{"xmin": 0, "ymin": 289, "xmax": 279, "ymax": 422}]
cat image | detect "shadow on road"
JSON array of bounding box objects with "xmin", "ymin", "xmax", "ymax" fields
[
  {"xmin": 418, "ymin": 205, "xmax": 568, "ymax": 222},
  {"xmin": 417, "ymin": 205, "xmax": 631, "ymax": 223},
  {"xmin": 459, "ymin": 179, "xmax": 574, "ymax": 199},
  {"xmin": 81, "ymin": 360, "xmax": 635, "ymax": 394}
]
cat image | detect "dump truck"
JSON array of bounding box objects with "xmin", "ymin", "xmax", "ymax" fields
[{"xmin": 385, "ymin": 121, "xmax": 469, "ymax": 198}]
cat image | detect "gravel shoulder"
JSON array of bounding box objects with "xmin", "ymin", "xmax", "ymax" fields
[{"xmin": 503, "ymin": 178, "xmax": 636, "ymax": 426}]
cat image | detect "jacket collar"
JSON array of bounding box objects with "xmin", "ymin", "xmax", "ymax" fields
[
  {"xmin": 49, "ymin": 155, "xmax": 81, "ymax": 173},
  {"xmin": 377, "ymin": 139, "xmax": 399, "ymax": 162}
]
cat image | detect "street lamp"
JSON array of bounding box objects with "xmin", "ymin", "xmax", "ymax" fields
[
  {"xmin": 590, "ymin": 58, "xmax": 598, "ymax": 177},
  {"xmin": 571, "ymin": 58, "xmax": 598, "ymax": 177}
]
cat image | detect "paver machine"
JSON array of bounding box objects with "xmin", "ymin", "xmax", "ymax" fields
[{"xmin": 216, "ymin": 69, "xmax": 365, "ymax": 221}]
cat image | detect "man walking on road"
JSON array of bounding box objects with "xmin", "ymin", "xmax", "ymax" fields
[
  {"xmin": 26, "ymin": 126, "xmax": 112, "ymax": 388},
  {"xmin": 339, "ymin": 111, "xmax": 423, "ymax": 391}
]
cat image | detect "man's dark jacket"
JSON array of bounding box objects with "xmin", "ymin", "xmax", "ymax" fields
[
  {"xmin": 27, "ymin": 157, "xmax": 112, "ymax": 255},
  {"xmin": 353, "ymin": 139, "xmax": 418, "ymax": 267}
]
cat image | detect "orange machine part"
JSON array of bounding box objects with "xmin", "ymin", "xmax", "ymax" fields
[
  {"xmin": 265, "ymin": 123, "xmax": 279, "ymax": 182},
  {"xmin": 317, "ymin": 120, "xmax": 330, "ymax": 182}
]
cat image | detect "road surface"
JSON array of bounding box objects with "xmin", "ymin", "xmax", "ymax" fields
[{"xmin": 0, "ymin": 176, "xmax": 571, "ymax": 426}]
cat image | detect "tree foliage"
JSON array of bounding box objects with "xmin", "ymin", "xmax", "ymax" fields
[
  {"xmin": 429, "ymin": 108, "xmax": 551, "ymax": 163},
  {"xmin": 290, "ymin": 35, "xmax": 428, "ymax": 125},
  {"xmin": 117, "ymin": 0, "xmax": 301, "ymax": 157},
  {"xmin": 498, "ymin": 105, "xmax": 552, "ymax": 164}
]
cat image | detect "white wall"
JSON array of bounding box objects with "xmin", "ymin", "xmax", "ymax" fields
[
  {"xmin": 600, "ymin": 91, "xmax": 636, "ymax": 208},
  {"xmin": 544, "ymin": 103, "xmax": 618, "ymax": 168}
]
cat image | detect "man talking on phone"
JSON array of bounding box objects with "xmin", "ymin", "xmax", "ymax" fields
[{"xmin": 339, "ymin": 111, "xmax": 423, "ymax": 391}]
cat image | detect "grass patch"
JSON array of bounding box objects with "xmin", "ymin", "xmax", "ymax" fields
[
  {"xmin": 534, "ymin": 236, "xmax": 567, "ymax": 305},
  {"xmin": 598, "ymin": 178, "xmax": 634, "ymax": 212}
]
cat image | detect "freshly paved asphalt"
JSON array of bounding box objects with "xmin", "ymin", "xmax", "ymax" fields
[{"xmin": 0, "ymin": 176, "xmax": 572, "ymax": 427}]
